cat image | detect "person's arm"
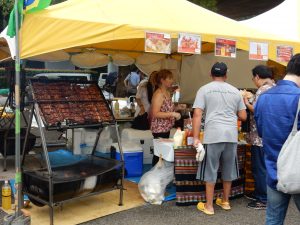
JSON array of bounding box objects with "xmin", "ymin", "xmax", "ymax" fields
[
  {"xmin": 151, "ymin": 91, "xmax": 180, "ymax": 119},
  {"xmin": 192, "ymin": 88, "xmax": 206, "ymax": 146},
  {"xmin": 136, "ymin": 97, "xmax": 145, "ymax": 115},
  {"xmin": 238, "ymin": 109, "xmax": 247, "ymax": 121},
  {"xmin": 244, "ymin": 97, "xmax": 254, "ymax": 113},
  {"xmin": 254, "ymin": 99, "xmax": 263, "ymax": 137},
  {"xmin": 193, "ymin": 108, "xmax": 203, "ymax": 146},
  {"xmin": 237, "ymin": 94, "xmax": 247, "ymax": 121},
  {"xmin": 136, "ymin": 85, "xmax": 147, "ymax": 115},
  {"xmin": 124, "ymin": 74, "xmax": 129, "ymax": 87}
]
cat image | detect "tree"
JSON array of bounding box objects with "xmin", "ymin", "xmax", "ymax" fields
[
  {"xmin": 0, "ymin": 0, "xmax": 66, "ymax": 30},
  {"xmin": 0, "ymin": 0, "xmax": 14, "ymax": 28}
]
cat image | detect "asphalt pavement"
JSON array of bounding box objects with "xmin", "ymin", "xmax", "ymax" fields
[{"xmin": 80, "ymin": 197, "xmax": 300, "ymax": 225}]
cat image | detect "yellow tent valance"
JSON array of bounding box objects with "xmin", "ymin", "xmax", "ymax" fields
[{"xmin": 17, "ymin": 0, "xmax": 299, "ymax": 65}]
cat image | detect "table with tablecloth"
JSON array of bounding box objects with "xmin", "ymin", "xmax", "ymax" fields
[{"xmin": 175, "ymin": 144, "xmax": 253, "ymax": 206}]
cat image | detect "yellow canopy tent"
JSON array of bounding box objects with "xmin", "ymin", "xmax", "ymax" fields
[{"xmin": 18, "ymin": 0, "xmax": 299, "ymax": 62}]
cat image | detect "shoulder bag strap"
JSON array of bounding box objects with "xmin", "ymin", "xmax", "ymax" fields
[{"xmin": 292, "ymin": 98, "xmax": 300, "ymax": 134}]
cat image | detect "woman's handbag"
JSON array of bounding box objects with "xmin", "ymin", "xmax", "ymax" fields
[
  {"xmin": 132, "ymin": 112, "xmax": 150, "ymax": 130},
  {"xmin": 277, "ymin": 99, "xmax": 300, "ymax": 194}
]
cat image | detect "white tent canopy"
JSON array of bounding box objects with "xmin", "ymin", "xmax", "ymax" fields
[
  {"xmin": 241, "ymin": 0, "xmax": 300, "ymax": 42},
  {"xmin": 0, "ymin": 27, "xmax": 15, "ymax": 59}
]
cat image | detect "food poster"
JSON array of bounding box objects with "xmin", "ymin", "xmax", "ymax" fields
[
  {"xmin": 145, "ymin": 31, "xmax": 171, "ymax": 54},
  {"xmin": 249, "ymin": 42, "xmax": 268, "ymax": 61},
  {"xmin": 276, "ymin": 45, "xmax": 293, "ymax": 62},
  {"xmin": 177, "ymin": 33, "xmax": 201, "ymax": 54},
  {"xmin": 215, "ymin": 38, "xmax": 236, "ymax": 58}
]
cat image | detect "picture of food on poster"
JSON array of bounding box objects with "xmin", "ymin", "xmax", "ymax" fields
[
  {"xmin": 276, "ymin": 45, "xmax": 293, "ymax": 63},
  {"xmin": 145, "ymin": 31, "xmax": 171, "ymax": 54},
  {"xmin": 177, "ymin": 33, "xmax": 201, "ymax": 54},
  {"xmin": 249, "ymin": 42, "xmax": 268, "ymax": 61},
  {"xmin": 215, "ymin": 38, "xmax": 236, "ymax": 58}
]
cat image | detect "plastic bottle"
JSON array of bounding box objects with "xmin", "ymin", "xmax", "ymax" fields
[
  {"xmin": 114, "ymin": 100, "xmax": 120, "ymax": 117},
  {"xmin": 173, "ymin": 128, "xmax": 184, "ymax": 148},
  {"xmin": 199, "ymin": 131, "xmax": 204, "ymax": 142},
  {"xmin": 186, "ymin": 128, "xmax": 194, "ymax": 146},
  {"xmin": 2, "ymin": 180, "xmax": 12, "ymax": 210},
  {"xmin": 130, "ymin": 99, "xmax": 136, "ymax": 117},
  {"xmin": 182, "ymin": 130, "xmax": 187, "ymax": 146},
  {"xmin": 185, "ymin": 118, "xmax": 194, "ymax": 146}
]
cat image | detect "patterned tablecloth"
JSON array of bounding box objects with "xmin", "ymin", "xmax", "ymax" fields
[{"xmin": 175, "ymin": 144, "xmax": 251, "ymax": 206}]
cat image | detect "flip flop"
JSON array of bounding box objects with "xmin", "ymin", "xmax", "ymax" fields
[
  {"xmin": 216, "ymin": 198, "xmax": 231, "ymax": 210},
  {"xmin": 197, "ymin": 202, "xmax": 214, "ymax": 215}
]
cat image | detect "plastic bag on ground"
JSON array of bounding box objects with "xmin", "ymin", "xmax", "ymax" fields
[{"xmin": 138, "ymin": 158, "xmax": 174, "ymax": 205}]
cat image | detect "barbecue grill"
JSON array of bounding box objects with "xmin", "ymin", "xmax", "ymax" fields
[{"xmin": 22, "ymin": 78, "xmax": 124, "ymax": 225}]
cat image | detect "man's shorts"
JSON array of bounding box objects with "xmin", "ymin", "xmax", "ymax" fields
[{"xmin": 196, "ymin": 142, "xmax": 239, "ymax": 183}]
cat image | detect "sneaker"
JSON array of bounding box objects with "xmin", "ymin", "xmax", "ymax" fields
[
  {"xmin": 244, "ymin": 192, "xmax": 257, "ymax": 201},
  {"xmin": 247, "ymin": 200, "xmax": 267, "ymax": 210}
]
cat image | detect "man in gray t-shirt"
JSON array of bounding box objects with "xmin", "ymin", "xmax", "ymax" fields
[{"xmin": 192, "ymin": 62, "xmax": 247, "ymax": 215}]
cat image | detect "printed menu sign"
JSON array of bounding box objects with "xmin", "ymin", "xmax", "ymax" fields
[
  {"xmin": 276, "ymin": 46, "xmax": 293, "ymax": 62},
  {"xmin": 249, "ymin": 42, "xmax": 268, "ymax": 61},
  {"xmin": 178, "ymin": 33, "xmax": 201, "ymax": 54},
  {"xmin": 145, "ymin": 31, "xmax": 171, "ymax": 54},
  {"xmin": 215, "ymin": 38, "xmax": 236, "ymax": 58}
]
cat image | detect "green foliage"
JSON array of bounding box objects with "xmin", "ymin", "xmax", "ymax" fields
[
  {"xmin": 0, "ymin": 0, "xmax": 14, "ymax": 17},
  {"xmin": 0, "ymin": 0, "xmax": 66, "ymax": 30},
  {"xmin": 188, "ymin": 0, "xmax": 218, "ymax": 12}
]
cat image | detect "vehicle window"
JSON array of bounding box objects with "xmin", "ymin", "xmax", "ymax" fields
[{"xmin": 58, "ymin": 76, "xmax": 88, "ymax": 81}]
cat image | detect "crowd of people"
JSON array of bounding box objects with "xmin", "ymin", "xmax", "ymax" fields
[
  {"xmin": 192, "ymin": 55, "xmax": 300, "ymax": 225},
  {"xmin": 104, "ymin": 55, "xmax": 300, "ymax": 225}
]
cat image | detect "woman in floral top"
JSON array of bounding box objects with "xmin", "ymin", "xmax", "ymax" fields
[
  {"xmin": 150, "ymin": 69, "xmax": 181, "ymax": 166},
  {"xmin": 244, "ymin": 65, "xmax": 275, "ymax": 210}
]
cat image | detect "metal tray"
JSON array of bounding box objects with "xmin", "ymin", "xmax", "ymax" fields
[{"xmin": 29, "ymin": 79, "xmax": 115, "ymax": 130}]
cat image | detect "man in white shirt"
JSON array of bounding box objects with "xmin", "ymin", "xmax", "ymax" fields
[{"xmin": 193, "ymin": 62, "xmax": 247, "ymax": 215}]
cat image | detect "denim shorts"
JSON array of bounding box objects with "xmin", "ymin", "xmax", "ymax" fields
[{"xmin": 196, "ymin": 142, "xmax": 239, "ymax": 183}]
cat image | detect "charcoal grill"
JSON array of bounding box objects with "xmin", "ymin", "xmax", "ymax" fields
[{"xmin": 22, "ymin": 78, "xmax": 124, "ymax": 225}]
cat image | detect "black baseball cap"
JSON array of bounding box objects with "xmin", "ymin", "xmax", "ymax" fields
[{"xmin": 211, "ymin": 62, "xmax": 228, "ymax": 76}]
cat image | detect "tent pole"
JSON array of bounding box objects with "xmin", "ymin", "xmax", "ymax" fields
[{"xmin": 14, "ymin": 0, "xmax": 22, "ymax": 217}]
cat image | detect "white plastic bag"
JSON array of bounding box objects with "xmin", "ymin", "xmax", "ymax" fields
[
  {"xmin": 138, "ymin": 159, "xmax": 174, "ymax": 205},
  {"xmin": 277, "ymin": 100, "xmax": 300, "ymax": 194},
  {"xmin": 97, "ymin": 127, "xmax": 113, "ymax": 153}
]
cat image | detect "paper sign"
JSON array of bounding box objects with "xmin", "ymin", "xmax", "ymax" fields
[
  {"xmin": 249, "ymin": 42, "xmax": 268, "ymax": 61},
  {"xmin": 276, "ymin": 45, "xmax": 293, "ymax": 62},
  {"xmin": 178, "ymin": 33, "xmax": 201, "ymax": 54},
  {"xmin": 145, "ymin": 31, "xmax": 171, "ymax": 54},
  {"xmin": 215, "ymin": 38, "xmax": 236, "ymax": 58}
]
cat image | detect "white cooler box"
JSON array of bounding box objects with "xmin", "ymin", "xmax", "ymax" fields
[
  {"xmin": 121, "ymin": 128, "xmax": 154, "ymax": 164},
  {"xmin": 68, "ymin": 128, "xmax": 113, "ymax": 154}
]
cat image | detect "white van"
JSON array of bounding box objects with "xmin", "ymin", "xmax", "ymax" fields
[{"xmin": 34, "ymin": 73, "xmax": 92, "ymax": 81}]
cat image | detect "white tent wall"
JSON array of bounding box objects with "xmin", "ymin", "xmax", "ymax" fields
[
  {"xmin": 241, "ymin": 0, "xmax": 300, "ymax": 42},
  {"xmin": 180, "ymin": 51, "xmax": 263, "ymax": 104}
]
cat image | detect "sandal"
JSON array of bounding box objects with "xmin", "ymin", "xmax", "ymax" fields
[
  {"xmin": 216, "ymin": 198, "xmax": 231, "ymax": 210},
  {"xmin": 197, "ymin": 202, "xmax": 214, "ymax": 215}
]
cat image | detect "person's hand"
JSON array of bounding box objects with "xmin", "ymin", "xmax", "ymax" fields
[
  {"xmin": 195, "ymin": 142, "xmax": 205, "ymax": 162},
  {"xmin": 243, "ymin": 97, "xmax": 250, "ymax": 107},
  {"xmin": 176, "ymin": 104, "xmax": 187, "ymax": 110},
  {"xmin": 139, "ymin": 106, "xmax": 145, "ymax": 115},
  {"xmin": 193, "ymin": 138, "xmax": 201, "ymax": 148},
  {"xmin": 173, "ymin": 112, "xmax": 181, "ymax": 120}
]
